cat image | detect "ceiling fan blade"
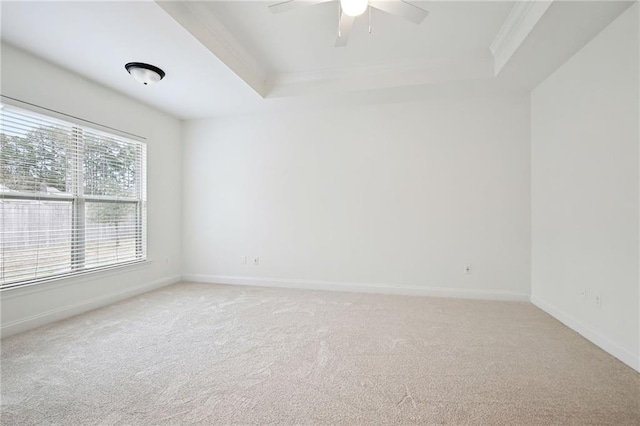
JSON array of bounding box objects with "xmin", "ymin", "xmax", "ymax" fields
[
  {"xmin": 368, "ymin": 0, "xmax": 429, "ymax": 24},
  {"xmin": 269, "ymin": 0, "xmax": 335, "ymax": 14},
  {"xmin": 335, "ymin": 12, "xmax": 355, "ymax": 47}
]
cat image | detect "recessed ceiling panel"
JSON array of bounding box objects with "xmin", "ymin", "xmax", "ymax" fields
[{"xmin": 205, "ymin": 1, "xmax": 515, "ymax": 73}]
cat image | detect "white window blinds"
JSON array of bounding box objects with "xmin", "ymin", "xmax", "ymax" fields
[{"xmin": 0, "ymin": 103, "xmax": 147, "ymax": 289}]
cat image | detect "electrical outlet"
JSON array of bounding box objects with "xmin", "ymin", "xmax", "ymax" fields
[
  {"xmin": 595, "ymin": 293, "xmax": 601, "ymax": 309},
  {"xmin": 253, "ymin": 257, "xmax": 260, "ymax": 266},
  {"xmin": 464, "ymin": 265, "xmax": 472, "ymax": 275},
  {"xmin": 579, "ymin": 289, "xmax": 586, "ymax": 301}
]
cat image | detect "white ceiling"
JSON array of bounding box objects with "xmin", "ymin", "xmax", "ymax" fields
[
  {"xmin": 205, "ymin": 1, "xmax": 513, "ymax": 73},
  {"xmin": 0, "ymin": 0, "xmax": 264, "ymax": 119},
  {"xmin": 0, "ymin": 1, "xmax": 635, "ymax": 119}
]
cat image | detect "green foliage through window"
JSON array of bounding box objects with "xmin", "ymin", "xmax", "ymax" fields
[{"xmin": 0, "ymin": 104, "xmax": 146, "ymax": 288}]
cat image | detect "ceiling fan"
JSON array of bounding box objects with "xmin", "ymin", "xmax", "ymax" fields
[{"xmin": 268, "ymin": 0, "xmax": 429, "ymax": 47}]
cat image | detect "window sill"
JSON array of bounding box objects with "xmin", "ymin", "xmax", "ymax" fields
[{"xmin": 0, "ymin": 260, "xmax": 154, "ymax": 300}]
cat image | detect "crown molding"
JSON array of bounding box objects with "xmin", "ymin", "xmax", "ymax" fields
[
  {"xmin": 155, "ymin": 0, "xmax": 548, "ymax": 100},
  {"xmin": 490, "ymin": 0, "xmax": 554, "ymax": 75},
  {"xmin": 267, "ymin": 54, "xmax": 495, "ymax": 97},
  {"xmin": 155, "ymin": 0, "xmax": 268, "ymax": 97}
]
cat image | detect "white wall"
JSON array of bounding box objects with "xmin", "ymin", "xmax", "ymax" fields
[
  {"xmin": 0, "ymin": 44, "xmax": 183, "ymax": 336},
  {"xmin": 182, "ymin": 95, "xmax": 531, "ymax": 299},
  {"xmin": 531, "ymin": 4, "xmax": 639, "ymax": 371}
]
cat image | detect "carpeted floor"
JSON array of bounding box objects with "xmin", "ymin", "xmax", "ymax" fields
[{"xmin": 1, "ymin": 282, "xmax": 639, "ymax": 425}]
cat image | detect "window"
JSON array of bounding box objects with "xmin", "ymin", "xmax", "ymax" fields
[{"xmin": 0, "ymin": 103, "xmax": 147, "ymax": 289}]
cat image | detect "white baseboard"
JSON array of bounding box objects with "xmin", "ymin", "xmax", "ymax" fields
[
  {"xmin": 1, "ymin": 275, "xmax": 182, "ymax": 338},
  {"xmin": 183, "ymin": 273, "xmax": 530, "ymax": 302},
  {"xmin": 531, "ymin": 295, "xmax": 640, "ymax": 373}
]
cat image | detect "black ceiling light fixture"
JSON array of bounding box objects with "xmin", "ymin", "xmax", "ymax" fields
[{"xmin": 125, "ymin": 62, "xmax": 166, "ymax": 86}]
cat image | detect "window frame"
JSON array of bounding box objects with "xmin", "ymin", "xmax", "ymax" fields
[{"xmin": 0, "ymin": 96, "xmax": 148, "ymax": 290}]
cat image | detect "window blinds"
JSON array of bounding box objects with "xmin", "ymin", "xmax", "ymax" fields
[{"xmin": 0, "ymin": 104, "xmax": 146, "ymax": 289}]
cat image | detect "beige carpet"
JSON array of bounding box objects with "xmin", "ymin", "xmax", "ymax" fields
[{"xmin": 1, "ymin": 282, "xmax": 639, "ymax": 425}]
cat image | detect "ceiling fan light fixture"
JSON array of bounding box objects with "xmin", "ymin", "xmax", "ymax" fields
[
  {"xmin": 125, "ymin": 62, "xmax": 165, "ymax": 86},
  {"xmin": 340, "ymin": 0, "xmax": 368, "ymax": 17}
]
